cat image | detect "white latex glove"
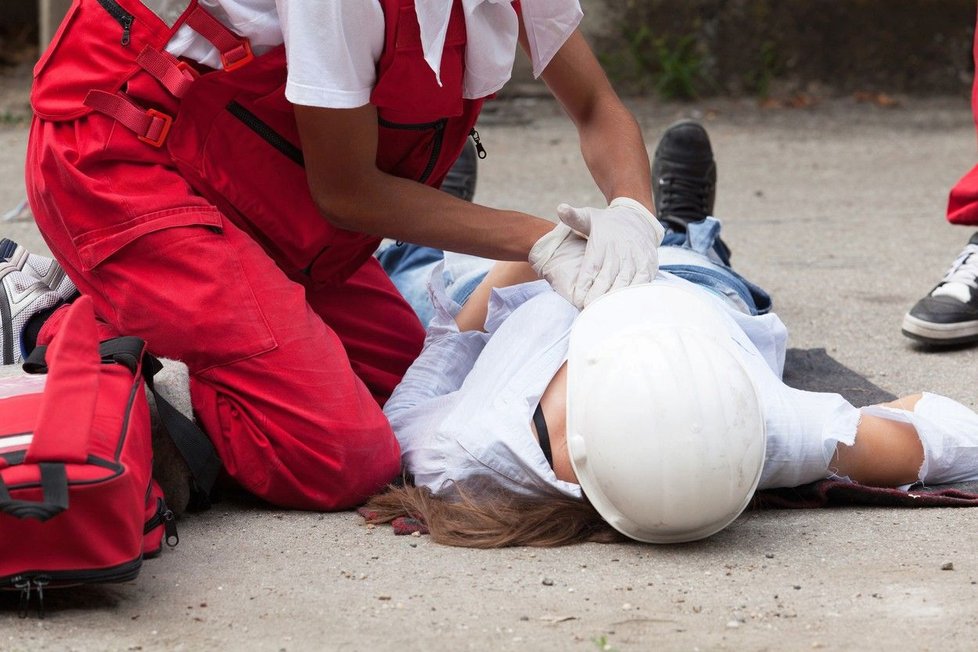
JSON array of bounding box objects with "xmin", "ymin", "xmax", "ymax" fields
[
  {"xmin": 556, "ymin": 197, "xmax": 665, "ymax": 307},
  {"xmin": 528, "ymin": 222, "xmax": 588, "ymax": 306}
]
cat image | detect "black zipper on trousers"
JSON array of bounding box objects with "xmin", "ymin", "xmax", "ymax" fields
[
  {"xmin": 226, "ymin": 101, "xmax": 305, "ymax": 167},
  {"xmin": 96, "ymin": 0, "xmax": 134, "ymax": 46},
  {"xmin": 377, "ymin": 117, "xmax": 447, "ymax": 184}
]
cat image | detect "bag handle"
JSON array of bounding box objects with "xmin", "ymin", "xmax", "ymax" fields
[
  {"xmin": 0, "ymin": 463, "xmax": 69, "ymax": 521},
  {"xmin": 141, "ymin": 353, "xmax": 221, "ymax": 510},
  {"xmin": 27, "ymin": 336, "xmax": 222, "ymax": 511},
  {"xmin": 24, "ymin": 298, "xmax": 100, "ymax": 465}
]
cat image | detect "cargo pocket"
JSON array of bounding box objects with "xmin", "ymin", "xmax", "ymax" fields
[
  {"xmin": 32, "ymin": 0, "xmax": 171, "ymax": 121},
  {"xmin": 371, "ymin": 5, "xmax": 466, "ymax": 123},
  {"xmin": 168, "ymin": 77, "xmax": 377, "ymax": 284},
  {"xmin": 81, "ymin": 210, "xmax": 278, "ymax": 372}
]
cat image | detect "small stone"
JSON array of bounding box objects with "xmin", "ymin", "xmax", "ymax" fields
[
  {"xmin": 411, "ymin": 531, "xmax": 422, "ymax": 537},
  {"xmin": 378, "ymin": 595, "xmax": 392, "ymax": 601},
  {"xmin": 941, "ymin": 562, "xmax": 954, "ymax": 571},
  {"xmin": 726, "ymin": 620, "xmax": 740, "ymax": 629},
  {"xmin": 765, "ymin": 553, "xmax": 775, "ymax": 559},
  {"xmin": 622, "ymin": 603, "xmax": 632, "ymax": 611},
  {"xmin": 542, "ymin": 578, "xmax": 555, "ymax": 586}
]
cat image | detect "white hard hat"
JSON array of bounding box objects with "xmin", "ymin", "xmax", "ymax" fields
[{"xmin": 566, "ymin": 284, "xmax": 766, "ymax": 543}]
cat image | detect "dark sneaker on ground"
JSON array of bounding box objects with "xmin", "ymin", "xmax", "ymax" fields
[
  {"xmin": 0, "ymin": 240, "xmax": 78, "ymax": 364},
  {"xmin": 902, "ymin": 232, "xmax": 978, "ymax": 346},
  {"xmin": 652, "ymin": 119, "xmax": 717, "ymax": 231}
]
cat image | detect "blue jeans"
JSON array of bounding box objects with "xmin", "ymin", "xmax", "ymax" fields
[{"xmin": 376, "ymin": 217, "xmax": 771, "ymax": 327}]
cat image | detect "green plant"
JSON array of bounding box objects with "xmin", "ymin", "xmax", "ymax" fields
[
  {"xmin": 651, "ymin": 33, "xmax": 704, "ymax": 100},
  {"xmin": 743, "ymin": 39, "xmax": 783, "ymax": 97},
  {"xmin": 0, "ymin": 110, "xmax": 29, "ymax": 126},
  {"xmin": 592, "ymin": 634, "xmax": 618, "ymax": 652}
]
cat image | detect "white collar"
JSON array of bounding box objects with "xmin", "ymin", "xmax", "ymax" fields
[{"xmin": 415, "ymin": 0, "xmax": 583, "ymax": 98}]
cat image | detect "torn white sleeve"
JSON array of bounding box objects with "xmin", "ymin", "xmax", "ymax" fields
[
  {"xmin": 863, "ymin": 393, "xmax": 978, "ymax": 486},
  {"xmin": 757, "ymin": 387, "xmax": 859, "ymax": 490}
]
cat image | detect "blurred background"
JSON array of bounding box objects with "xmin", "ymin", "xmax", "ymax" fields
[{"xmin": 2, "ymin": 0, "xmax": 976, "ymax": 110}]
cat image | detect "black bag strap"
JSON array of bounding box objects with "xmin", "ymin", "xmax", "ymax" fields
[
  {"xmin": 25, "ymin": 338, "xmax": 222, "ymax": 511},
  {"xmin": 25, "ymin": 336, "xmax": 146, "ymax": 374},
  {"xmin": 0, "ymin": 463, "xmax": 69, "ymax": 521},
  {"xmin": 141, "ymin": 355, "xmax": 221, "ymax": 510}
]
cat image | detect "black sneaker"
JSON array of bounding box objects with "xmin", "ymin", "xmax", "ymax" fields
[
  {"xmin": 902, "ymin": 232, "xmax": 978, "ymax": 346},
  {"xmin": 652, "ymin": 120, "xmax": 717, "ymax": 231}
]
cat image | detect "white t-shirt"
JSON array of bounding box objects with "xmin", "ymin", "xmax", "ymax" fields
[{"xmin": 162, "ymin": 0, "xmax": 583, "ymax": 108}]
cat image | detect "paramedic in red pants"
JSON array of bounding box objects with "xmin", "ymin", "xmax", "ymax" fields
[{"xmin": 21, "ymin": 0, "xmax": 663, "ymax": 510}]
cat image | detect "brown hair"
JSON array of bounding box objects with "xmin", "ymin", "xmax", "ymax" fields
[{"xmin": 362, "ymin": 481, "xmax": 625, "ymax": 548}]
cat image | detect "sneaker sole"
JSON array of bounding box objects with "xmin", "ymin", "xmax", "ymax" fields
[{"xmin": 901, "ymin": 313, "xmax": 978, "ymax": 345}]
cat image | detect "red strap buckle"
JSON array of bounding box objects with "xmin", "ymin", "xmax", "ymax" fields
[
  {"xmin": 221, "ymin": 39, "xmax": 254, "ymax": 72},
  {"xmin": 138, "ymin": 109, "xmax": 173, "ymax": 148},
  {"xmin": 176, "ymin": 60, "xmax": 200, "ymax": 81}
]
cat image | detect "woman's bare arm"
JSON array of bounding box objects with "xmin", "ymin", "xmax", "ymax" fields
[
  {"xmin": 454, "ymin": 261, "xmax": 539, "ymax": 332},
  {"xmin": 831, "ymin": 394, "xmax": 925, "ymax": 486}
]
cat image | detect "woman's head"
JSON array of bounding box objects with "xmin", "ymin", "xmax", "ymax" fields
[
  {"xmin": 564, "ymin": 284, "xmax": 767, "ymax": 543},
  {"xmin": 363, "ymin": 481, "xmax": 623, "ymax": 548}
]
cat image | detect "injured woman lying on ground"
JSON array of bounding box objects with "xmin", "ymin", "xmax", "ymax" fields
[{"xmin": 363, "ymin": 236, "xmax": 978, "ymax": 548}]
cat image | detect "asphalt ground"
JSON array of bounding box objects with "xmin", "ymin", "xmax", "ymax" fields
[{"xmin": 2, "ymin": 91, "xmax": 978, "ymax": 651}]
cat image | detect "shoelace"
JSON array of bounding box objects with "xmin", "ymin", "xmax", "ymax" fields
[
  {"xmin": 940, "ymin": 243, "xmax": 978, "ymax": 289},
  {"xmin": 658, "ymin": 174, "xmax": 712, "ymax": 220}
]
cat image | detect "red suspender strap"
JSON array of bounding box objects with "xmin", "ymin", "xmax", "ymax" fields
[
  {"xmin": 136, "ymin": 46, "xmax": 198, "ymax": 99},
  {"xmin": 83, "ymin": 90, "xmax": 173, "ymax": 147},
  {"xmin": 184, "ymin": 5, "xmax": 254, "ymax": 71}
]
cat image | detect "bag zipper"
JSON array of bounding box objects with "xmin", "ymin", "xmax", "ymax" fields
[
  {"xmin": 5, "ymin": 557, "xmax": 143, "ymax": 618},
  {"xmin": 96, "ymin": 0, "xmax": 134, "ymax": 46},
  {"xmin": 226, "ymin": 101, "xmax": 305, "ymax": 166},
  {"xmin": 144, "ymin": 497, "xmax": 180, "ymax": 547}
]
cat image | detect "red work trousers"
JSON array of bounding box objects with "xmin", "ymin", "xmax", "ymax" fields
[
  {"xmin": 947, "ymin": 11, "xmax": 978, "ymax": 226},
  {"xmin": 26, "ymin": 71, "xmax": 426, "ymax": 511}
]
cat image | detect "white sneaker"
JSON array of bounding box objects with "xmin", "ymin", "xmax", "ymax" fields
[
  {"xmin": 0, "ymin": 240, "xmax": 78, "ymax": 364},
  {"xmin": 902, "ymin": 232, "xmax": 978, "ymax": 346}
]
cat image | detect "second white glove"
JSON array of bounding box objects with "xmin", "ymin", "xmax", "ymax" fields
[
  {"xmin": 557, "ymin": 197, "xmax": 665, "ymax": 307},
  {"xmin": 528, "ymin": 222, "xmax": 589, "ymax": 306}
]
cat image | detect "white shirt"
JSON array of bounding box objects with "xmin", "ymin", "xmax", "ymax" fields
[
  {"xmin": 161, "ymin": 0, "xmax": 582, "ymax": 108},
  {"xmin": 386, "ymin": 272, "xmax": 582, "ymax": 500},
  {"xmin": 385, "ymin": 269, "xmax": 867, "ymax": 500}
]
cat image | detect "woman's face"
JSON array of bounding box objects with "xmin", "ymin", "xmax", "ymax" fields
[{"xmin": 531, "ymin": 362, "xmax": 577, "ymax": 483}]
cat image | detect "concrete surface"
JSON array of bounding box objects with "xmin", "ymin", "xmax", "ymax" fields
[{"xmin": 3, "ymin": 91, "xmax": 978, "ymax": 650}]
